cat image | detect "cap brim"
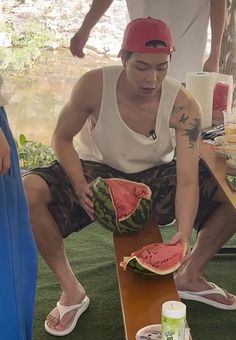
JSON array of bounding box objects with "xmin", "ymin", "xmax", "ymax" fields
[{"xmin": 118, "ymin": 46, "xmax": 175, "ymax": 57}]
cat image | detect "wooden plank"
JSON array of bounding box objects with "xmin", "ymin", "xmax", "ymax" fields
[
  {"xmin": 113, "ymin": 218, "xmax": 179, "ymax": 340},
  {"xmin": 199, "ymin": 140, "xmax": 236, "ymax": 210}
]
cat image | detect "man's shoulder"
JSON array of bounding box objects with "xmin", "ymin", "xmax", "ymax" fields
[
  {"xmin": 80, "ymin": 68, "xmax": 103, "ymax": 84},
  {"xmin": 170, "ymin": 86, "xmax": 202, "ymax": 128},
  {"xmin": 175, "ymin": 86, "xmax": 201, "ymax": 113},
  {"xmin": 79, "ymin": 65, "xmax": 122, "ymax": 86},
  {"xmin": 74, "ymin": 68, "xmax": 104, "ymax": 100}
]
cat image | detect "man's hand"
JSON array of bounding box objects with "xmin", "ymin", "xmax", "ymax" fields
[
  {"xmin": 168, "ymin": 231, "xmax": 188, "ymax": 245},
  {"xmin": 75, "ymin": 182, "xmax": 94, "ymax": 220},
  {"xmin": 70, "ymin": 28, "xmax": 90, "ymax": 58},
  {"xmin": 203, "ymin": 54, "xmax": 219, "ymax": 73},
  {"xmin": 0, "ymin": 129, "xmax": 10, "ymax": 175},
  {"xmin": 168, "ymin": 231, "xmax": 192, "ymax": 272}
]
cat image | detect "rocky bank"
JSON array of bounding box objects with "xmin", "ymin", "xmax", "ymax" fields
[{"xmin": 0, "ymin": 0, "xmax": 127, "ymax": 56}]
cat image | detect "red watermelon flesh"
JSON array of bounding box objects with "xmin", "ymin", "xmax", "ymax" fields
[
  {"xmin": 104, "ymin": 179, "xmax": 151, "ymax": 221},
  {"xmin": 120, "ymin": 240, "xmax": 187, "ymax": 275},
  {"xmin": 213, "ymin": 81, "xmax": 229, "ymax": 111},
  {"xmin": 132, "ymin": 240, "xmax": 186, "ymax": 271}
]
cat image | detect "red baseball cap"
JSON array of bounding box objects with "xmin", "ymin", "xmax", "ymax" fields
[{"xmin": 119, "ymin": 17, "xmax": 175, "ymax": 55}]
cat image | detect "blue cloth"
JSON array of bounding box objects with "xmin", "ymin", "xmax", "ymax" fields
[{"xmin": 0, "ymin": 106, "xmax": 37, "ymax": 340}]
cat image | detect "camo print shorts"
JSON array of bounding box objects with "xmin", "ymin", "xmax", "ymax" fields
[{"xmin": 27, "ymin": 159, "xmax": 218, "ymax": 238}]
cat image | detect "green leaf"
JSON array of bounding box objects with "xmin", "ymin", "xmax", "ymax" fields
[{"xmin": 19, "ymin": 134, "xmax": 27, "ymax": 145}]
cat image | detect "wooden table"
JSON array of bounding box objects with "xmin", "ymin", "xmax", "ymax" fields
[
  {"xmin": 199, "ymin": 139, "xmax": 236, "ymax": 254},
  {"xmin": 199, "ymin": 140, "xmax": 236, "ymax": 210},
  {"xmin": 113, "ymin": 218, "xmax": 179, "ymax": 340}
]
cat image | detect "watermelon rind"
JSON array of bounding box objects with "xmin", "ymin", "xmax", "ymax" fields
[
  {"xmin": 92, "ymin": 177, "xmax": 152, "ymax": 234},
  {"xmin": 124, "ymin": 256, "xmax": 182, "ymax": 276},
  {"xmin": 92, "ymin": 178, "xmax": 118, "ymax": 232}
]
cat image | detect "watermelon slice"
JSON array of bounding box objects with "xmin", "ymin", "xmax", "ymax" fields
[
  {"xmin": 120, "ymin": 240, "xmax": 187, "ymax": 276},
  {"xmin": 92, "ymin": 177, "xmax": 152, "ymax": 233}
]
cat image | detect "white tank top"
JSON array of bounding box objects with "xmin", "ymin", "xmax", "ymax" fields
[
  {"xmin": 126, "ymin": 0, "xmax": 210, "ymax": 82},
  {"xmin": 79, "ymin": 65, "xmax": 181, "ymax": 174}
]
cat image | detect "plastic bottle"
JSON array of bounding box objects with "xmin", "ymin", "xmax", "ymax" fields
[{"xmin": 161, "ymin": 301, "xmax": 186, "ymax": 340}]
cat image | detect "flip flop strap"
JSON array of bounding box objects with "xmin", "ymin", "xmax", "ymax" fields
[
  {"xmin": 188, "ymin": 283, "xmax": 227, "ymax": 298},
  {"xmin": 56, "ymin": 299, "xmax": 86, "ymax": 320}
]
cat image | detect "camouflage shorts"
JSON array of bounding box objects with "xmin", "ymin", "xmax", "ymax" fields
[{"xmin": 27, "ymin": 159, "xmax": 218, "ymax": 238}]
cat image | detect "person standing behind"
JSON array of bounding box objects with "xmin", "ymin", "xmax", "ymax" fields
[
  {"xmin": 70, "ymin": 0, "xmax": 226, "ymax": 82},
  {"xmin": 0, "ymin": 76, "xmax": 37, "ymax": 340}
]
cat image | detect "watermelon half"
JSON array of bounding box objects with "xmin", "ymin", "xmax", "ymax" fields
[
  {"xmin": 120, "ymin": 240, "xmax": 187, "ymax": 276},
  {"xmin": 91, "ymin": 177, "xmax": 152, "ymax": 233}
]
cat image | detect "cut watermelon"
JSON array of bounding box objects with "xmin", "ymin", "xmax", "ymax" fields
[
  {"xmin": 120, "ymin": 240, "xmax": 187, "ymax": 276},
  {"xmin": 92, "ymin": 177, "xmax": 152, "ymax": 233}
]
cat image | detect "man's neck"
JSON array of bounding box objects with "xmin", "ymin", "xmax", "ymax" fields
[{"xmin": 118, "ymin": 71, "xmax": 163, "ymax": 104}]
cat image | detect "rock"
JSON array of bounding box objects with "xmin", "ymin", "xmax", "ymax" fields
[
  {"xmin": 0, "ymin": 32, "xmax": 12, "ymax": 47},
  {"xmin": 0, "ymin": 0, "xmax": 127, "ymax": 56}
]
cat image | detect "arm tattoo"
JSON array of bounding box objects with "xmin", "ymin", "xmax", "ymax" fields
[
  {"xmin": 179, "ymin": 113, "xmax": 189, "ymax": 124},
  {"xmin": 172, "ymin": 106, "xmax": 201, "ymax": 150},
  {"xmin": 172, "ymin": 106, "xmax": 189, "ymax": 124},
  {"xmin": 183, "ymin": 118, "xmax": 201, "ymax": 150},
  {"xmin": 172, "ymin": 106, "xmax": 187, "ymax": 116}
]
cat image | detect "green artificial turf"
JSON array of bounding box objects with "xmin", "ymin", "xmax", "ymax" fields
[{"xmin": 33, "ymin": 222, "xmax": 236, "ymax": 340}]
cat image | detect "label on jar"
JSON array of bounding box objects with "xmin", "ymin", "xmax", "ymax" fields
[{"xmin": 161, "ymin": 315, "xmax": 185, "ymax": 340}]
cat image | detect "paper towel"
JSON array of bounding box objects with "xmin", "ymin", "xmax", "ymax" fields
[{"xmin": 186, "ymin": 72, "xmax": 214, "ymax": 129}]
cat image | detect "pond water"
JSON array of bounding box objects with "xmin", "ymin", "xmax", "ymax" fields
[{"xmin": 3, "ymin": 48, "xmax": 119, "ymax": 145}]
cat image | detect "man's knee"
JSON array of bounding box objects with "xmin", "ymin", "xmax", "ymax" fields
[{"xmin": 23, "ymin": 174, "xmax": 51, "ymax": 207}]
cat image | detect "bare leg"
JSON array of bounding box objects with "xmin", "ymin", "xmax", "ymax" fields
[
  {"xmin": 23, "ymin": 174, "xmax": 86, "ymax": 331},
  {"xmin": 176, "ymin": 190, "xmax": 236, "ymax": 305}
]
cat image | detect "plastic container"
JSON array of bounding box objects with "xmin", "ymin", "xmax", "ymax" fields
[
  {"xmin": 135, "ymin": 323, "xmax": 190, "ymax": 340},
  {"xmin": 135, "ymin": 324, "xmax": 162, "ymax": 339},
  {"xmin": 161, "ymin": 301, "xmax": 186, "ymax": 340}
]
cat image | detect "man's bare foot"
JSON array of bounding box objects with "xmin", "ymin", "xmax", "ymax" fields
[
  {"xmin": 45, "ymin": 287, "xmax": 86, "ymax": 332},
  {"xmin": 175, "ymin": 273, "xmax": 235, "ymax": 306}
]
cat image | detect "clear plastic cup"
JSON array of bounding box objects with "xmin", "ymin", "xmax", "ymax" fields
[
  {"xmin": 225, "ymin": 145, "xmax": 236, "ymax": 169},
  {"xmin": 223, "ymin": 110, "xmax": 236, "ymax": 136}
]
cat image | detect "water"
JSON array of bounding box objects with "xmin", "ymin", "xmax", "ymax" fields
[{"xmin": 2, "ymin": 48, "xmax": 119, "ymax": 145}]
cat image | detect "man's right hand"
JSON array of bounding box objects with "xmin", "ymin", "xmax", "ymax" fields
[
  {"xmin": 70, "ymin": 28, "xmax": 90, "ymax": 58},
  {"xmin": 0, "ymin": 129, "xmax": 10, "ymax": 175},
  {"xmin": 75, "ymin": 182, "xmax": 94, "ymax": 220}
]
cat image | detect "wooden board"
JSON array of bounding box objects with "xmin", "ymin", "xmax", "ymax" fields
[{"xmin": 113, "ymin": 218, "xmax": 179, "ymax": 340}]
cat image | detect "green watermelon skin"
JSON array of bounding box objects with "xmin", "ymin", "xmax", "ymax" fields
[
  {"xmin": 92, "ymin": 177, "xmax": 152, "ymax": 234},
  {"xmin": 123, "ymin": 257, "xmax": 157, "ymax": 276}
]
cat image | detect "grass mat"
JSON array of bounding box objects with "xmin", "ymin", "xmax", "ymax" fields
[{"xmin": 33, "ymin": 222, "xmax": 236, "ymax": 340}]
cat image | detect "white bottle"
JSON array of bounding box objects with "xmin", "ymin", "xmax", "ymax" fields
[{"xmin": 161, "ymin": 301, "xmax": 186, "ymax": 340}]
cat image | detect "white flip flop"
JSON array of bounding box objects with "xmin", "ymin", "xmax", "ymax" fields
[
  {"xmin": 44, "ymin": 295, "xmax": 90, "ymax": 336},
  {"xmin": 178, "ymin": 282, "xmax": 236, "ymax": 310}
]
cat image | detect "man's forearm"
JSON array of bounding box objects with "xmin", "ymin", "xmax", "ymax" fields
[
  {"xmin": 175, "ymin": 182, "xmax": 199, "ymax": 240},
  {"xmin": 209, "ymin": 0, "xmax": 226, "ymax": 57},
  {"xmin": 80, "ymin": 0, "xmax": 114, "ymax": 32},
  {"xmin": 52, "ymin": 137, "xmax": 87, "ymax": 190}
]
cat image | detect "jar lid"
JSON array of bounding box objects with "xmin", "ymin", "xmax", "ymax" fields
[
  {"xmin": 135, "ymin": 324, "xmax": 163, "ymax": 339},
  {"xmin": 162, "ymin": 300, "xmax": 186, "ymax": 318}
]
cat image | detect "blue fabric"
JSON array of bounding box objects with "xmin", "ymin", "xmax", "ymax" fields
[{"xmin": 0, "ymin": 106, "xmax": 37, "ymax": 340}]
